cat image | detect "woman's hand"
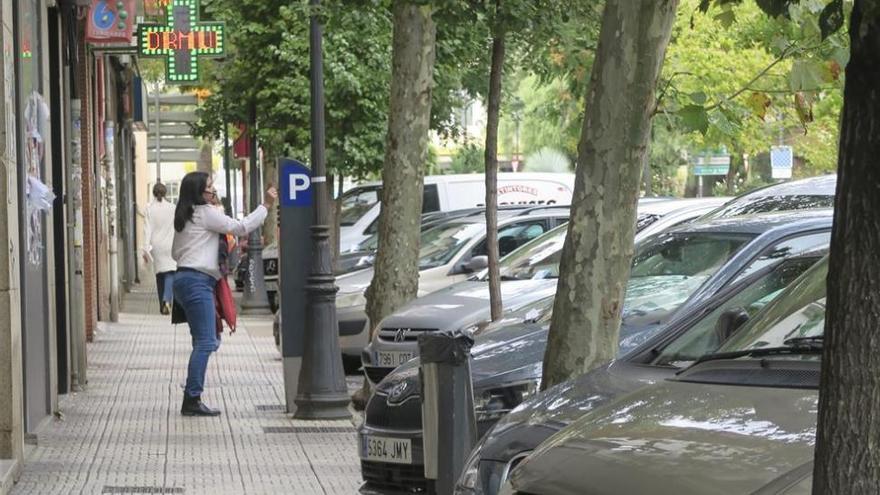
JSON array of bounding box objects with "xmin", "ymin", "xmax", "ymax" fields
[{"xmin": 263, "ymin": 185, "xmax": 278, "ymax": 208}]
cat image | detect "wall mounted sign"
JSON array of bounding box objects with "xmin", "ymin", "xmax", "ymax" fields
[
  {"xmin": 136, "ymin": 0, "xmax": 225, "ymax": 84},
  {"xmin": 86, "ymin": 0, "xmax": 136, "ymax": 44}
]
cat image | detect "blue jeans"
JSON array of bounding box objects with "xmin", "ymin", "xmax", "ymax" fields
[
  {"xmin": 173, "ymin": 269, "xmax": 220, "ymax": 398},
  {"xmin": 156, "ymin": 271, "xmax": 174, "ymax": 305}
]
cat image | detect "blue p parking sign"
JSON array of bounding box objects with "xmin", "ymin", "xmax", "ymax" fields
[{"xmin": 280, "ymin": 159, "xmax": 312, "ymax": 208}]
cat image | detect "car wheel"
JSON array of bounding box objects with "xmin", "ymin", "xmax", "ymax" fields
[
  {"xmin": 342, "ymin": 355, "xmax": 361, "ymax": 375},
  {"xmin": 268, "ymin": 291, "xmax": 278, "ymax": 313}
]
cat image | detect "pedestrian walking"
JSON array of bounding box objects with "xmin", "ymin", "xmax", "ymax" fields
[
  {"xmin": 143, "ymin": 182, "xmax": 177, "ymax": 315},
  {"xmin": 172, "ymin": 171, "xmax": 276, "ymax": 417}
]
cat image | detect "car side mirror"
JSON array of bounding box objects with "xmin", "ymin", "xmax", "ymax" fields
[
  {"xmin": 465, "ymin": 255, "xmax": 489, "ymax": 273},
  {"xmin": 714, "ymin": 307, "xmax": 750, "ymax": 345}
]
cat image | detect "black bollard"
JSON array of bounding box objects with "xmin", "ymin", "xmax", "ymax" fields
[{"xmin": 419, "ymin": 331, "xmax": 477, "ymax": 494}]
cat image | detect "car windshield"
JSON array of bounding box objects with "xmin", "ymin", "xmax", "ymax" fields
[
  {"xmin": 652, "ymin": 256, "xmax": 821, "ymax": 367},
  {"xmin": 490, "ymin": 212, "xmax": 680, "ymax": 282},
  {"xmin": 339, "ymin": 186, "xmax": 380, "ymax": 226},
  {"xmin": 702, "ymin": 194, "xmax": 834, "ymax": 220},
  {"xmin": 493, "ymin": 225, "xmax": 567, "ymax": 281},
  {"xmin": 419, "ymin": 222, "xmax": 484, "ymax": 269},
  {"xmin": 718, "ymin": 256, "xmax": 827, "ymax": 353},
  {"xmin": 623, "ymin": 232, "xmax": 754, "ymax": 319},
  {"xmin": 354, "ymin": 233, "xmax": 379, "ymax": 252}
]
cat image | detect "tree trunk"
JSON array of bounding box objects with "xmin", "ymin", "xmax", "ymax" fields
[
  {"xmin": 197, "ymin": 141, "xmax": 213, "ymax": 173},
  {"xmin": 262, "ymin": 156, "xmax": 279, "ymax": 246},
  {"xmin": 541, "ymin": 0, "xmax": 679, "ymax": 389},
  {"xmin": 813, "ymin": 3, "xmax": 880, "ymax": 493},
  {"xmin": 365, "ymin": 0, "xmax": 436, "ymax": 339},
  {"xmin": 485, "ymin": 29, "xmax": 505, "ymax": 322}
]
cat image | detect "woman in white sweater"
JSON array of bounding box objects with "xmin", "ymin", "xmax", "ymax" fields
[
  {"xmin": 172, "ymin": 171, "xmax": 276, "ymax": 417},
  {"xmin": 143, "ymin": 183, "xmax": 177, "ymax": 314}
]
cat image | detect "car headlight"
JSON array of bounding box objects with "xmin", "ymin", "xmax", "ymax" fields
[
  {"xmin": 336, "ymin": 289, "xmax": 366, "ymax": 308},
  {"xmin": 455, "ymin": 443, "xmax": 485, "ymax": 494},
  {"xmin": 474, "ymin": 379, "xmax": 540, "ymax": 422}
]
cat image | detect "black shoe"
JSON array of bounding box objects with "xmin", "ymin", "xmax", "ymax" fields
[
  {"xmin": 160, "ymin": 302, "xmax": 171, "ymax": 315},
  {"xmin": 181, "ymin": 394, "xmax": 221, "ymax": 417}
]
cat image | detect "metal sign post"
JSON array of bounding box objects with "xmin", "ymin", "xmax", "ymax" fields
[
  {"xmin": 693, "ymin": 153, "xmax": 731, "ymax": 197},
  {"xmin": 279, "ymin": 158, "xmax": 314, "ymax": 412}
]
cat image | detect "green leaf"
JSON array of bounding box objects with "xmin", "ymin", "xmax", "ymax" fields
[
  {"xmin": 819, "ymin": 0, "xmax": 844, "ymax": 40},
  {"xmin": 690, "ymin": 92, "xmax": 708, "ymax": 105},
  {"xmin": 714, "ymin": 9, "xmax": 737, "ymax": 27},
  {"xmin": 789, "ymin": 59, "xmax": 827, "ymax": 91},
  {"xmin": 679, "ymin": 105, "xmax": 710, "ymax": 135},
  {"xmin": 755, "ymin": 0, "xmax": 792, "ymax": 18},
  {"xmin": 709, "ymin": 108, "xmax": 738, "ymax": 137}
]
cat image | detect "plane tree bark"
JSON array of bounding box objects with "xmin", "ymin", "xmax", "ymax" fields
[
  {"xmin": 359, "ymin": 0, "xmax": 436, "ymax": 402},
  {"xmin": 541, "ymin": 0, "xmax": 679, "ymax": 389},
  {"xmin": 813, "ymin": 2, "xmax": 880, "ymax": 493}
]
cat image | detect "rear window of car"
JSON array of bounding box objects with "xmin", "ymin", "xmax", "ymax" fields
[{"xmin": 701, "ymin": 194, "xmax": 834, "ymax": 220}]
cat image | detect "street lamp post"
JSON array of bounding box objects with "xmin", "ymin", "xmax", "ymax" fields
[
  {"xmin": 294, "ymin": 0, "xmax": 350, "ymax": 419},
  {"xmin": 240, "ymin": 102, "xmax": 272, "ymax": 315}
]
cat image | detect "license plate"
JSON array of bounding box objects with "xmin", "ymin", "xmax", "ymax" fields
[
  {"xmin": 361, "ymin": 435, "xmax": 413, "ymax": 464},
  {"xmin": 376, "ymin": 351, "xmax": 414, "ymax": 368}
]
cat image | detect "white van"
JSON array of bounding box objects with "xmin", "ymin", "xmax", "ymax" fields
[{"xmin": 338, "ymin": 173, "xmax": 575, "ymax": 251}]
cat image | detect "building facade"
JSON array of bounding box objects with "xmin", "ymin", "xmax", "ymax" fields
[{"xmin": 0, "ymin": 1, "xmax": 141, "ymax": 491}]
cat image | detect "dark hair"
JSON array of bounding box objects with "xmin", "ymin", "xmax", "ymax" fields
[
  {"xmin": 153, "ymin": 182, "xmax": 167, "ymax": 201},
  {"xmin": 174, "ymin": 172, "xmax": 209, "ymax": 232}
]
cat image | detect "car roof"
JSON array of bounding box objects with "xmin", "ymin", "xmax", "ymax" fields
[
  {"xmin": 737, "ymin": 175, "xmax": 836, "ymax": 197},
  {"xmin": 665, "ymin": 208, "xmax": 834, "ymax": 236},
  {"xmin": 638, "ymin": 197, "xmax": 731, "ymax": 216}
]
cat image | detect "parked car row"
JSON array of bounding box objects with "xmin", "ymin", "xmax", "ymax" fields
[{"xmin": 352, "ymin": 174, "xmax": 837, "ymax": 495}]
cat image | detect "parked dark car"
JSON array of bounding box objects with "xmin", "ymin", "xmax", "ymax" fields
[
  {"xmin": 699, "ymin": 174, "xmax": 835, "ymax": 220},
  {"xmin": 358, "ymin": 209, "xmax": 832, "ymax": 494},
  {"xmin": 362, "ymin": 209, "xmax": 833, "ymax": 386},
  {"xmin": 454, "ymin": 252, "xmax": 826, "ymax": 495},
  {"xmin": 501, "ymin": 256, "xmax": 829, "ymax": 495}
]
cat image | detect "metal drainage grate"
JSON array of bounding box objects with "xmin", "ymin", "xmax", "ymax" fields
[
  {"xmin": 102, "ymin": 487, "xmax": 184, "ymax": 494},
  {"xmin": 262, "ymin": 426, "xmax": 354, "ymax": 434},
  {"xmin": 255, "ymin": 404, "xmax": 286, "ymax": 412}
]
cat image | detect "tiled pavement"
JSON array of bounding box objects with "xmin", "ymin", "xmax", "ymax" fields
[{"xmin": 12, "ymin": 290, "xmax": 364, "ymax": 495}]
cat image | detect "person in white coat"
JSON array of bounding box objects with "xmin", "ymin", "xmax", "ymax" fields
[{"xmin": 143, "ymin": 183, "xmax": 177, "ymax": 314}]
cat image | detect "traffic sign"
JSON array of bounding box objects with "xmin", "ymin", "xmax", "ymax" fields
[
  {"xmin": 693, "ymin": 154, "xmax": 730, "ymax": 176},
  {"xmin": 694, "ymin": 165, "xmax": 730, "ymax": 176},
  {"xmin": 280, "ymin": 159, "xmax": 313, "ymax": 207},
  {"xmin": 771, "ymin": 146, "xmax": 793, "ymax": 179}
]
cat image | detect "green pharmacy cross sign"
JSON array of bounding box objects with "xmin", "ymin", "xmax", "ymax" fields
[{"xmin": 137, "ymin": 0, "xmax": 225, "ymax": 84}]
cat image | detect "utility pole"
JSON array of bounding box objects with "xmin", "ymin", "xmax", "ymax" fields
[
  {"xmin": 240, "ymin": 102, "xmax": 272, "ymax": 315},
  {"xmin": 294, "ymin": 0, "xmax": 349, "ymax": 419}
]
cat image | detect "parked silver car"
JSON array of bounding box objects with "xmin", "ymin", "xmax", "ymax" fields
[
  {"xmin": 337, "ymin": 207, "xmax": 571, "ymax": 357},
  {"xmin": 501, "ymin": 256, "xmax": 829, "ymax": 495}
]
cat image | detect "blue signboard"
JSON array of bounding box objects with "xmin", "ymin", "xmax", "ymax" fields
[{"xmin": 280, "ymin": 158, "xmax": 312, "ymax": 208}]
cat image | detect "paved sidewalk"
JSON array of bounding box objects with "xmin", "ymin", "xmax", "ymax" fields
[{"xmin": 12, "ymin": 290, "xmax": 362, "ymax": 495}]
